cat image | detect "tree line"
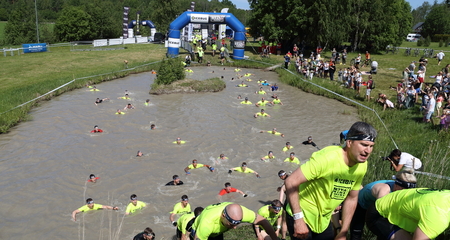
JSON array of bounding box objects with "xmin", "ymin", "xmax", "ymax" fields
[
  {"xmin": 1, "ymin": 0, "xmax": 450, "ymax": 51},
  {"xmin": 1, "ymin": 0, "xmax": 248, "ymax": 45}
]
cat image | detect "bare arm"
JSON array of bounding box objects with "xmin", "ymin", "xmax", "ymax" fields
[
  {"xmin": 72, "ymin": 209, "xmax": 80, "ymax": 221},
  {"xmin": 285, "ymin": 167, "xmax": 309, "ymax": 238},
  {"xmin": 254, "ymin": 214, "xmax": 278, "ymax": 240},
  {"xmin": 278, "ymin": 184, "xmax": 286, "ymax": 201},
  {"xmin": 184, "ymin": 166, "xmax": 191, "ymax": 173},
  {"xmin": 335, "ymin": 190, "xmax": 359, "ymax": 240},
  {"xmin": 371, "ymin": 183, "xmax": 392, "ymax": 199},
  {"xmin": 390, "ymin": 161, "xmax": 404, "ymax": 172},
  {"xmin": 170, "ymin": 213, "xmax": 176, "ymax": 222},
  {"xmin": 101, "ymin": 205, "xmax": 118, "ymax": 210}
]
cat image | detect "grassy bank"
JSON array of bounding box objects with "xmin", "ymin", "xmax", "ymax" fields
[{"xmin": 149, "ymin": 77, "xmax": 226, "ymax": 94}]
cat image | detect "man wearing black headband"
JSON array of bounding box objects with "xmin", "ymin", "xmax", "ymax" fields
[
  {"xmin": 285, "ymin": 121, "xmax": 377, "ymax": 240},
  {"xmin": 125, "ymin": 194, "xmax": 147, "ymax": 215},
  {"xmin": 350, "ymin": 168, "xmax": 417, "ymax": 240},
  {"xmin": 191, "ymin": 202, "xmax": 278, "ymax": 240},
  {"xmin": 71, "ymin": 198, "xmax": 118, "ymax": 221},
  {"xmin": 170, "ymin": 195, "xmax": 191, "ymax": 227},
  {"xmin": 254, "ymin": 200, "xmax": 283, "ymax": 240},
  {"xmin": 133, "ymin": 227, "xmax": 155, "ymax": 240}
]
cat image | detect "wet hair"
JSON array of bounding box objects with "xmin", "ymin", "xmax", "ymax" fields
[
  {"xmin": 130, "ymin": 194, "xmax": 137, "ymax": 200},
  {"xmin": 192, "ymin": 159, "xmax": 197, "ymax": 163},
  {"xmin": 89, "ymin": 174, "xmax": 95, "ymax": 179},
  {"xmin": 346, "ymin": 122, "xmax": 377, "ymax": 142},
  {"xmin": 271, "ymin": 199, "xmax": 282, "ymax": 207},
  {"xmin": 143, "ymin": 227, "xmax": 155, "ymax": 238},
  {"xmin": 150, "ymin": 124, "xmax": 155, "ymax": 128},
  {"xmin": 286, "ymin": 142, "xmax": 291, "ymax": 145},
  {"xmin": 268, "ymin": 151, "xmax": 273, "ymax": 154},
  {"xmin": 225, "ymin": 182, "xmax": 231, "ymax": 187},
  {"xmin": 94, "ymin": 125, "xmax": 98, "ymax": 128},
  {"xmin": 395, "ymin": 167, "xmax": 417, "ymax": 183},
  {"xmin": 241, "ymin": 162, "xmax": 247, "ymax": 166},
  {"xmin": 389, "ymin": 149, "xmax": 402, "ymax": 159},
  {"xmin": 194, "ymin": 207, "xmax": 204, "ymax": 217},
  {"xmin": 278, "ymin": 170, "xmax": 286, "ymax": 177},
  {"xmin": 181, "ymin": 194, "xmax": 188, "ymax": 200},
  {"xmin": 290, "ymin": 152, "xmax": 295, "ymax": 156},
  {"xmin": 86, "ymin": 198, "xmax": 93, "ymax": 204},
  {"xmin": 173, "ymin": 175, "xmax": 179, "ymax": 180},
  {"xmin": 146, "ymin": 99, "xmax": 150, "ymax": 102}
]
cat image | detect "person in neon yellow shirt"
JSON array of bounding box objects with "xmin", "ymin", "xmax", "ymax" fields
[
  {"xmin": 261, "ymin": 150, "xmax": 276, "ymax": 161},
  {"xmin": 367, "ymin": 188, "xmax": 450, "ymax": 240},
  {"xmin": 170, "ymin": 195, "xmax": 191, "ymax": 227},
  {"xmin": 72, "ymin": 198, "xmax": 118, "ymax": 221},
  {"xmin": 176, "ymin": 207, "xmax": 204, "ymax": 240},
  {"xmin": 282, "ymin": 142, "xmax": 293, "ymax": 152},
  {"xmin": 260, "ymin": 127, "xmax": 284, "ymax": 137},
  {"xmin": 125, "ymin": 194, "xmax": 147, "ymax": 215},
  {"xmin": 285, "ymin": 121, "xmax": 377, "ymax": 240},
  {"xmin": 184, "ymin": 159, "xmax": 214, "ymax": 174},
  {"xmin": 255, "ymin": 200, "xmax": 283, "ymax": 239},
  {"xmin": 257, "ymin": 87, "xmax": 267, "ymax": 95},
  {"xmin": 173, "ymin": 137, "xmax": 186, "ymax": 145},
  {"xmin": 192, "ymin": 202, "xmax": 278, "ymax": 240},
  {"xmin": 229, "ymin": 162, "xmax": 260, "ymax": 178},
  {"xmin": 236, "ymin": 81, "xmax": 248, "ymax": 87},
  {"xmin": 116, "ymin": 109, "xmax": 125, "ymax": 115},
  {"xmin": 272, "ymin": 95, "xmax": 284, "ymax": 105},
  {"xmin": 284, "ymin": 152, "xmax": 300, "ymax": 164},
  {"xmin": 145, "ymin": 99, "xmax": 151, "ymax": 106},
  {"xmin": 254, "ymin": 109, "xmax": 270, "ymax": 118},
  {"xmin": 240, "ymin": 97, "xmax": 252, "ymax": 104},
  {"xmin": 255, "ymin": 97, "xmax": 272, "ymax": 107}
]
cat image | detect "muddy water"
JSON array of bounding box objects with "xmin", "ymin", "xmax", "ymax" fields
[{"xmin": 0, "ymin": 66, "xmax": 359, "ymax": 239}]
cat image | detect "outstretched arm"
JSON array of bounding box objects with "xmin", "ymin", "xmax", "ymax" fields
[{"xmin": 72, "ymin": 209, "xmax": 80, "ymax": 221}]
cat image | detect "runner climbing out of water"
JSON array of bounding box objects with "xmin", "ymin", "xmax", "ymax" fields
[{"xmin": 169, "ymin": 195, "xmax": 191, "ymax": 226}]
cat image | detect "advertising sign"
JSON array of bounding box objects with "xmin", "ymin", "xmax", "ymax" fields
[
  {"xmin": 190, "ymin": 14, "xmax": 209, "ymax": 23},
  {"xmin": 22, "ymin": 43, "xmax": 47, "ymax": 53},
  {"xmin": 209, "ymin": 15, "xmax": 226, "ymax": 23}
]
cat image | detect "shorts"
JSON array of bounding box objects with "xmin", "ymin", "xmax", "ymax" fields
[
  {"xmin": 365, "ymin": 204, "xmax": 401, "ymax": 240},
  {"xmin": 426, "ymin": 110, "xmax": 434, "ymax": 120},
  {"xmin": 286, "ymin": 213, "xmax": 333, "ymax": 240},
  {"xmin": 366, "ymin": 89, "xmax": 372, "ymax": 96},
  {"xmin": 176, "ymin": 228, "xmax": 182, "ymax": 239}
]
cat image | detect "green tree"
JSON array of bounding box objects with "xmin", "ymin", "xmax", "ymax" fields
[
  {"xmin": 4, "ymin": 0, "xmax": 37, "ymax": 45},
  {"xmin": 154, "ymin": 57, "xmax": 185, "ymax": 85},
  {"xmin": 421, "ymin": 3, "xmax": 450, "ymax": 38},
  {"xmin": 54, "ymin": 6, "xmax": 93, "ymax": 41},
  {"xmin": 411, "ymin": 1, "xmax": 431, "ymax": 26},
  {"xmin": 149, "ymin": 0, "xmax": 183, "ymax": 32}
]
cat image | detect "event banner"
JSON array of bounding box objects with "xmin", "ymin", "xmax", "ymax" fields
[
  {"xmin": 22, "ymin": 43, "xmax": 47, "ymax": 53},
  {"xmin": 123, "ymin": 7, "xmax": 130, "ymax": 39}
]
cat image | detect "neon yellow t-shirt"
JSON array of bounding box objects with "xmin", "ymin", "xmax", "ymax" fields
[
  {"xmin": 263, "ymin": 155, "xmax": 275, "ymax": 159},
  {"xmin": 286, "ymin": 146, "xmax": 366, "ymax": 233},
  {"xmin": 115, "ymin": 112, "xmax": 125, "ymax": 115},
  {"xmin": 256, "ymin": 112, "xmax": 269, "ymax": 117},
  {"xmin": 258, "ymin": 205, "xmax": 282, "ymax": 231},
  {"xmin": 171, "ymin": 202, "xmax": 191, "ymax": 214},
  {"xmin": 125, "ymin": 201, "xmax": 146, "ymax": 214},
  {"xmin": 258, "ymin": 90, "xmax": 266, "ymax": 94},
  {"xmin": 257, "ymin": 101, "xmax": 268, "ymax": 106},
  {"xmin": 237, "ymin": 84, "xmax": 247, "ymax": 87},
  {"xmin": 267, "ymin": 131, "xmax": 282, "ymax": 135},
  {"xmin": 120, "ymin": 97, "xmax": 130, "ymax": 99},
  {"xmin": 376, "ymin": 188, "xmax": 450, "ymax": 239},
  {"xmin": 78, "ymin": 204, "xmax": 103, "ymax": 212},
  {"xmin": 192, "ymin": 202, "xmax": 256, "ymax": 240},
  {"xmin": 284, "ymin": 157, "xmax": 300, "ymax": 164},
  {"xmin": 187, "ymin": 163, "xmax": 205, "ymax": 169},
  {"xmin": 241, "ymin": 101, "xmax": 252, "ymax": 105},
  {"xmin": 233, "ymin": 167, "xmax": 255, "ymax": 173},
  {"xmin": 173, "ymin": 141, "xmax": 186, "ymax": 144},
  {"xmin": 177, "ymin": 212, "xmax": 195, "ymax": 234},
  {"xmin": 282, "ymin": 146, "xmax": 293, "ymax": 152},
  {"xmin": 273, "ymin": 99, "xmax": 281, "ymax": 104}
]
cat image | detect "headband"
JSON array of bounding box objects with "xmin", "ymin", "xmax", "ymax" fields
[
  {"xmin": 223, "ymin": 208, "xmax": 242, "ymax": 225},
  {"xmin": 395, "ymin": 179, "xmax": 416, "ymax": 189},
  {"xmin": 346, "ymin": 134, "xmax": 376, "ymax": 142}
]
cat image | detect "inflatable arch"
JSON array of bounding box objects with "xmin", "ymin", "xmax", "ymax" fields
[
  {"xmin": 167, "ymin": 11, "xmax": 246, "ymax": 60},
  {"xmin": 128, "ymin": 20, "xmax": 157, "ymax": 39}
]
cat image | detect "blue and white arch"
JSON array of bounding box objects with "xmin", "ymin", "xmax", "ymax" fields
[{"xmin": 167, "ymin": 12, "xmax": 246, "ymax": 60}]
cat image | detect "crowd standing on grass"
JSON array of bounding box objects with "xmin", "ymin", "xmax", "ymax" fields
[{"xmin": 71, "ymin": 39, "xmax": 450, "ymax": 240}]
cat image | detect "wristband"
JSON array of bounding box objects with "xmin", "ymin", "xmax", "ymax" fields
[
  {"xmin": 293, "ymin": 212, "xmax": 304, "ymax": 220},
  {"xmin": 277, "ymin": 225, "xmax": 281, "ymax": 229}
]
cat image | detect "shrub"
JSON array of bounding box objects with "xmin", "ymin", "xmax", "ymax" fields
[
  {"xmin": 424, "ymin": 36, "xmax": 431, "ymax": 47},
  {"xmin": 417, "ymin": 37, "xmax": 423, "ymax": 47},
  {"xmin": 154, "ymin": 57, "xmax": 186, "ymax": 85},
  {"xmin": 439, "ymin": 39, "xmax": 443, "ymax": 47}
]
